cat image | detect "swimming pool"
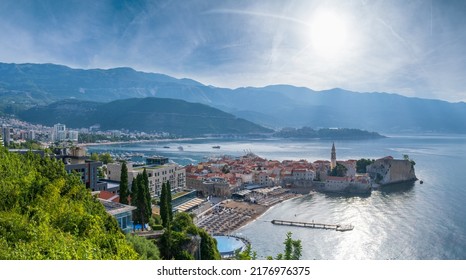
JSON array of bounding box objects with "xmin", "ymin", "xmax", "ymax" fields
[{"xmin": 214, "ymin": 235, "xmax": 247, "ymax": 257}]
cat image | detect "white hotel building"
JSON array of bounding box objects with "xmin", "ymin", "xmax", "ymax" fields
[{"xmin": 107, "ymin": 160, "xmax": 186, "ymax": 197}]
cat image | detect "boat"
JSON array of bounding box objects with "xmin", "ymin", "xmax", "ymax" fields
[
  {"xmin": 336, "ymin": 224, "xmax": 354, "ymax": 232},
  {"xmin": 212, "ymin": 145, "xmax": 221, "ymax": 149},
  {"xmin": 163, "ymin": 146, "xmax": 170, "ymax": 149}
]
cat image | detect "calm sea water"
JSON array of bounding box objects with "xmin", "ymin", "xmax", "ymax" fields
[{"xmin": 88, "ymin": 135, "xmax": 466, "ymax": 259}]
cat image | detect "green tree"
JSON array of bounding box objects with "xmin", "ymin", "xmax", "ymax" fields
[
  {"xmin": 98, "ymin": 153, "xmax": 114, "ymax": 164},
  {"xmin": 329, "ymin": 163, "xmax": 348, "ymax": 177},
  {"xmin": 291, "ymin": 239, "xmax": 302, "ymax": 260},
  {"xmin": 198, "ymin": 228, "xmax": 221, "ymax": 260},
  {"xmin": 403, "ymin": 154, "xmax": 416, "ymax": 169},
  {"xmin": 142, "ymin": 169, "xmax": 152, "ymax": 223},
  {"xmin": 273, "ymin": 232, "xmax": 302, "ymax": 260},
  {"xmin": 235, "ymin": 244, "xmax": 257, "ymax": 260},
  {"xmin": 119, "ymin": 162, "xmax": 129, "ymax": 205},
  {"xmin": 160, "ymin": 182, "xmax": 169, "ymax": 228},
  {"xmin": 158, "ymin": 212, "xmax": 220, "ymax": 260},
  {"xmin": 135, "ymin": 174, "xmax": 145, "ymax": 228},
  {"xmin": 125, "ymin": 234, "xmax": 160, "ymax": 260},
  {"xmin": 356, "ymin": 158, "xmax": 375, "ymax": 173},
  {"xmin": 89, "ymin": 152, "xmax": 99, "ymax": 161},
  {"xmin": 131, "ymin": 177, "xmax": 140, "ymax": 228},
  {"xmin": 159, "ymin": 181, "xmax": 173, "ymax": 228},
  {"xmin": 132, "ymin": 172, "xmax": 150, "ymax": 231},
  {"xmin": 0, "ymin": 148, "xmax": 138, "ymax": 260},
  {"xmin": 97, "ymin": 167, "xmax": 104, "ymax": 179},
  {"xmin": 166, "ymin": 181, "xmax": 173, "ymax": 222}
]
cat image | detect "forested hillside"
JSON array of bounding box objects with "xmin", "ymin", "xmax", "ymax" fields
[{"xmin": 0, "ymin": 148, "xmax": 138, "ymax": 259}]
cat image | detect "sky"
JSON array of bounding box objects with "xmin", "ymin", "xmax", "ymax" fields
[{"xmin": 1, "ymin": 0, "xmax": 465, "ymax": 102}]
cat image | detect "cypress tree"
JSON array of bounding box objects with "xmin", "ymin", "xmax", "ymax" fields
[
  {"xmin": 130, "ymin": 177, "xmax": 137, "ymax": 204},
  {"xmin": 142, "ymin": 168, "xmax": 152, "ymax": 223},
  {"xmin": 166, "ymin": 181, "xmax": 173, "ymax": 222},
  {"xmin": 160, "ymin": 182, "xmax": 168, "ymax": 228},
  {"xmin": 135, "ymin": 173, "xmax": 147, "ymax": 230},
  {"xmin": 131, "ymin": 177, "xmax": 141, "ymax": 226},
  {"xmin": 119, "ymin": 162, "xmax": 129, "ymax": 205}
]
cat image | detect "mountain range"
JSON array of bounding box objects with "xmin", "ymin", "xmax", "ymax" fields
[
  {"xmin": 2, "ymin": 62, "xmax": 466, "ymax": 133},
  {"xmin": 18, "ymin": 98, "xmax": 272, "ymax": 136}
]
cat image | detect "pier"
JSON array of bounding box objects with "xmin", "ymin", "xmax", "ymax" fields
[{"xmin": 271, "ymin": 219, "xmax": 354, "ymax": 232}]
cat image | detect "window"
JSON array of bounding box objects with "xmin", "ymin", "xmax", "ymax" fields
[{"xmin": 122, "ymin": 215, "xmax": 127, "ymax": 229}]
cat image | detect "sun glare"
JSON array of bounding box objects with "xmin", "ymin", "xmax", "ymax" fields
[{"xmin": 309, "ymin": 10, "xmax": 351, "ymax": 60}]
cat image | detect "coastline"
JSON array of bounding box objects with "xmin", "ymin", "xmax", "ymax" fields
[
  {"xmin": 197, "ymin": 193, "xmax": 304, "ymax": 235},
  {"xmin": 233, "ymin": 194, "xmax": 304, "ymax": 233},
  {"xmin": 79, "ymin": 137, "xmax": 205, "ymax": 147}
]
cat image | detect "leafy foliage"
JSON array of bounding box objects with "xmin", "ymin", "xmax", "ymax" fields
[
  {"xmin": 235, "ymin": 232, "xmax": 302, "ymax": 260},
  {"xmin": 274, "ymin": 232, "xmax": 302, "ymax": 260},
  {"xmin": 329, "ymin": 163, "xmax": 348, "ymax": 177},
  {"xmin": 6, "ymin": 140, "xmax": 43, "ymax": 150},
  {"xmin": 235, "ymin": 244, "xmax": 257, "ymax": 260},
  {"xmin": 159, "ymin": 181, "xmax": 173, "ymax": 228},
  {"xmin": 166, "ymin": 181, "xmax": 173, "ymax": 222},
  {"xmin": 158, "ymin": 212, "xmax": 221, "ymax": 260},
  {"xmin": 403, "ymin": 154, "xmax": 416, "ymax": 168},
  {"xmin": 88, "ymin": 152, "xmax": 113, "ymax": 164},
  {"xmin": 159, "ymin": 182, "xmax": 168, "ymax": 229},
  {"xmin": 98, "ymin": 153, "xmax": 114, "ymax": 164},
  {"xmin": 356, "ymin": 158, "xmax": 375, "ymax": 173},
  {"xmin": 125, "ymin": 234, "xmax": 160, "ymax": 260},
  {"xmin": 131, "ymin": 171, "xmax": 151, "ymax": 230},
  {"xmin": 0, "ymin": 148, "xmax": 138, "ymax": 259}
]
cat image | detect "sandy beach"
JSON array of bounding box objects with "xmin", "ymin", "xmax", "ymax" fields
[{"xmin": 196, "ymin": 193, "xmax": 302, "ymax": 234}]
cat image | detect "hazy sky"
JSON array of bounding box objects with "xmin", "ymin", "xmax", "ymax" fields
[{"xmin": 1, "ymin": 0, "xmax": 465, "ymax": 101}]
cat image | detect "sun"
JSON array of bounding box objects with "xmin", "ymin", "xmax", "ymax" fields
[{"xmin": 308, "ymin": 9, "xmax": 351, "ymax": 60}]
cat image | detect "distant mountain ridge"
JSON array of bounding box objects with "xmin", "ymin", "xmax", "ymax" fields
[
  {"xmin": 18, "ymin": 98, "xmax": 272, "ymax": 136},
  {"xmin": 2, "ymin": 62, "xmax": 466, "ymax": 133}
]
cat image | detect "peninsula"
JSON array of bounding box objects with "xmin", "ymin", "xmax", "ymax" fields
[
  {"xmin": 274, "ymin": 127, "xmax": 385, "ymax": 140},
  {"xmin": 181, "ymin": 143, "xmax": 417, "ymax": 234}
]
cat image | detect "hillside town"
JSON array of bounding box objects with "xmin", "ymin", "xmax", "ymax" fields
[{"xmin": 0, "ymin": 117, "xmax": 174, "ymax": 148}]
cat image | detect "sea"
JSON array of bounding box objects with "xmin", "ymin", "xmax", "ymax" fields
[{"xmin": 88, "ymin": 134, "xmax": 466, "ymax": 260}]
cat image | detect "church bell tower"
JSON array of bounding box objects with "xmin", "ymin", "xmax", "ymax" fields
[{"xmin": 331, "ymin": 142, "xmax": 336, "ymax": 170}]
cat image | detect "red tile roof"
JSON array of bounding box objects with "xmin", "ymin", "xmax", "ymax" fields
[{"xmin": 98, "ymin": 190, "xmax": 120, "ymax": 203}]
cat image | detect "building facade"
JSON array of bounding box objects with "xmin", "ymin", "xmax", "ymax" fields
[
  {"xmin": 68, "ymin": 130, "xmax": 79, "ymax": 142},
  {"xmin": 65, "ymin": 160, "xmax": 106, "ymax": 191},
  {"xmin": 98, "ymin": 198, "xmax": 136, "ymax": 233},
  {"xmin": 55, "ymin": 146, "xmax": 107, "ymax": 191},
  {"xmin": 2, "ymin": 125, "xmax": 13, "ymax": 147},
  {"xmin": 107, "ymin": 161, "xmax": 186, "ymax": 198},
  {"xmin": 366, "ymin": 156, "xmax": 417, "ymax": 185},
  {"xmin": 53, "ymin": 123, "xmax": 67, "ymax": 142}
]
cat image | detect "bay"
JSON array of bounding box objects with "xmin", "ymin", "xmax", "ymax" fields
[{"xmin": 88, "ymin": 134, "xmax": 466, "ymax": 259}]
